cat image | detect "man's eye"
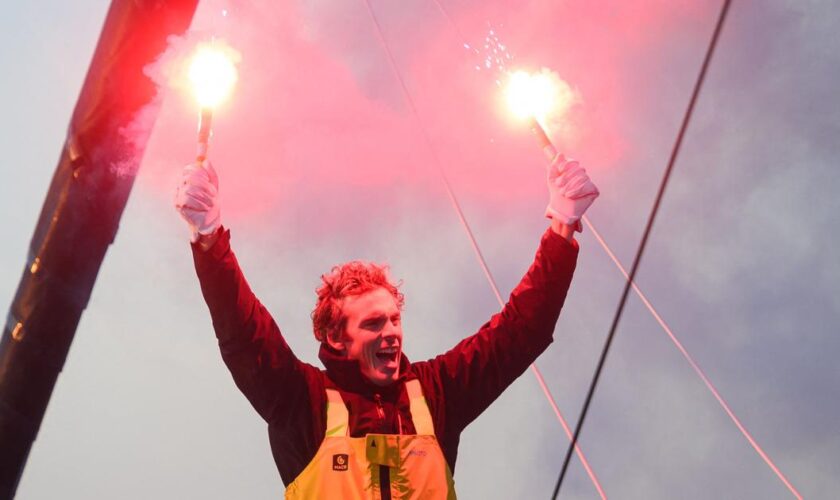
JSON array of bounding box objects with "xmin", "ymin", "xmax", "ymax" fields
[{"xmin": 363, "ymin": 318, "xmax": 387, "ymax": 330}]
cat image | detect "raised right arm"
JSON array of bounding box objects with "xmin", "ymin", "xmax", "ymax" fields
[{"xmin": 192, "ymin": 226, "xmax": 315, "ymax": 426}]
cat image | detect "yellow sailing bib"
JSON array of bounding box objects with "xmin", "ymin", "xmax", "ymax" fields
[{"xmin": 285, "ymin": 379, "xmax": 456, "ymax": 499}]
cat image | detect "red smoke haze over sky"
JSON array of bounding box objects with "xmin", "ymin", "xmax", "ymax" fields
[{"xmin": 139, "ymin": 0, "xmax": 711, "ymax": 235}]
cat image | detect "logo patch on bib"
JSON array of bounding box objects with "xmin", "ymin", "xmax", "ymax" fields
[{"xmin": 332, "ymin": 454, "xmax": 349, "ymax": 471}]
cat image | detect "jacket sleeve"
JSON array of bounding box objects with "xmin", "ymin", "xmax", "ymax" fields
[
  {"xmin": 191, "ymin": 227, "xmax": 316, "ymax": 427},
  {"xmin": 429, "ymin": 227, "xmax": 579, "ymax": 431}
]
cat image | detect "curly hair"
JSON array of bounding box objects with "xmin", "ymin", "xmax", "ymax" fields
[{"xmin": 311, "ymin": 261, "xmax": 404, "ymax": 344}]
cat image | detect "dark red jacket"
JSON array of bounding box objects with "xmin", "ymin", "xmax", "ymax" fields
[{"xmin": 192, "ymin": 227, "xmax": 578, "ymax": 486}]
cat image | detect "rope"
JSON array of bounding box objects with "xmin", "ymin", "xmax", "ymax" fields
[
  {"xmin": 425, "ymin": 2, "xmax": 801, "ymax": 497},
  {"xmin": 360, "ymin": 1, "xmax": 607, "ymax": 498},
  {"xmin": 552, "ymin": 1, "xmax": 736, "ymax": 497},
  {"xmin": 582, "ymin": 215, "xmax": 803, "ymax": 499}
]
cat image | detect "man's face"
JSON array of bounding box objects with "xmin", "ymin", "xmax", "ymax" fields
[{"xmin": 338, "ymin": 287, "xmax": 403, "ymax": 386}]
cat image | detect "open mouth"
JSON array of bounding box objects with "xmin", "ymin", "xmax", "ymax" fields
[{"xmin": 375, "ymin": 346, "xmax": 400, "ymax": 364}]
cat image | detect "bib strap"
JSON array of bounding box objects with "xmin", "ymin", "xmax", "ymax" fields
[
  {"xmin": 406, "ymin": 379, "xmax": 435, "ymax": 436},
  {"xmin": 324, "ymin": 388, "xmax": 349, "ymax": 437}
]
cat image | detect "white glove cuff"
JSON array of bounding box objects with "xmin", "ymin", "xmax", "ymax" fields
[{"xmin": 545, "ymin": 199, "xmax": 582, "ymax": 225}]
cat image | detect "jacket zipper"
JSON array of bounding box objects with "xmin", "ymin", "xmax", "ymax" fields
[{"xmin": 374, "ymin": 393, "xmax": 385, "ymax": 421}]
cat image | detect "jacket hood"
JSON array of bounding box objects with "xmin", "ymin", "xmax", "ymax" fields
[{"xmin": 318, "ymin": 343, "xmax": 412, "ymax": 398}]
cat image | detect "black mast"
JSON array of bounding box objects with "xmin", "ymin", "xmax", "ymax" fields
[{"xmin": 0, "ymin": 1, "xmax": 198, "ymax": 496}]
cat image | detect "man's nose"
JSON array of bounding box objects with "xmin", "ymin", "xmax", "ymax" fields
[{"xmin": 382, "ymin": 322, "xmax": 401, "ymax": 339}]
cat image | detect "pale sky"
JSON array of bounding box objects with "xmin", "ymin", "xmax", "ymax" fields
[{"xmin": 2, "ymin": 1, "xmax": 838, "ymax": 498}]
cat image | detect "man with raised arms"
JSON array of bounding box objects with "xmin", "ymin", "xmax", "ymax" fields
[{"xmin": 174, "ymin": 155, "xmax": 598, "ymax": 498}]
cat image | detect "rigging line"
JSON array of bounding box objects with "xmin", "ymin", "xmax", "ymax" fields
[
  {"xmin": 359, "ymin": 1, "xmax": 607, "ymax": 498},
  {"xmin": 582, "ymin": 215, "xmax": 803, "ymax": 499},
  {"xmin": 552, "ymin": 1, "xmax": 740, "ymax": 498},
  {"xmin": 424, "ymin": 2, "xmax": 801, "ymax": 496}
]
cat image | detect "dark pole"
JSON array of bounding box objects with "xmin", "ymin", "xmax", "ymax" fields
[{"xmin": 0, "ymin": 0, "xmax": 198, "ymax": 496}]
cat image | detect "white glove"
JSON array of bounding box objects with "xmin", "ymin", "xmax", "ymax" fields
[
  {"xmin": 174, "ymin": 161, "xmax": 221, "ymax": 242},
  {"xmin": 545, "ymin": 154, "xmax": 599, "ymax": 226}
]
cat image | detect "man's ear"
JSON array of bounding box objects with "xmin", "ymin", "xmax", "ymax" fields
[{"xmin": 325, "ymin": 331, "xmax": 346, "ymax": 353}]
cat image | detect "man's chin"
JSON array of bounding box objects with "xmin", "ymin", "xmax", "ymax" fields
[{"xmin": 366, "ymin": 367, "xmax": 399, "ymax": 387}]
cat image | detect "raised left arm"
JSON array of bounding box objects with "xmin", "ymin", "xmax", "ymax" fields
[
  {"xmin": 426, "ymin": 227, "xmax": 579, "ymax": 431},
  {"xmin": 425, "ymin": 155, "xmax": 598, "ymax": 431}
]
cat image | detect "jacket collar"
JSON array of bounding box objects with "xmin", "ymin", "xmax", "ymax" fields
[{"xmin": 318, "ymin": 344, "xmax": 411, "ymax": 398}]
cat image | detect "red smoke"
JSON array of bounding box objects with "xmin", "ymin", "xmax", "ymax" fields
[{"xmin": 138, "ymin": 0, "xmax": 712, "ymax": 233}]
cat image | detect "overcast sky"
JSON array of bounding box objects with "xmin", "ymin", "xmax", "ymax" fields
[{"xmin": 2, "ymin": 0, "xmax": 839, "ymax": 498}]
